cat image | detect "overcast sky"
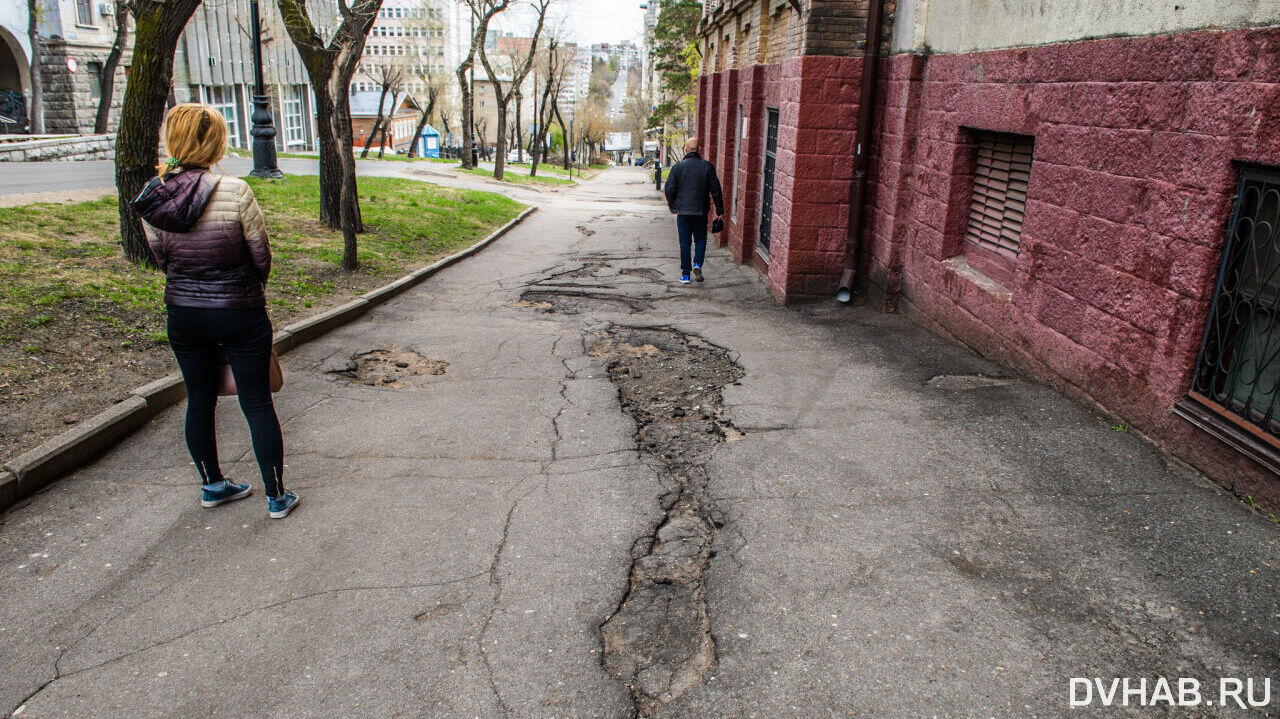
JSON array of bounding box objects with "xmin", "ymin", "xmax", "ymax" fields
[{"xmin": 491, "ymin": 0, "xmax": 647, "ymax": 46}]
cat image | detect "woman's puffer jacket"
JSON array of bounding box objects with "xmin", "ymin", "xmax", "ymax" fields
[{"xmin": 139, "ymin": 171, "xmax": 271, "ymax": 309}]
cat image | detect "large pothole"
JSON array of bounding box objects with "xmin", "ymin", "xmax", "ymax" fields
[
  {"xmin": 519, "ymin": 289, "xmax": 650, "ymax": 315},
  {"xmin": 593, "ymin": 326, "xmax": 743, "ymax": 717},
  {"xmin": 327, "ymin": 348, "xmax": 447, "ymax": 388}
]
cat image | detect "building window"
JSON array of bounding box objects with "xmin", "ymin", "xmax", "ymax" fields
[
  {"xmin": 75, "ymin": 0, "xmax": 95, "ymax": 25},
  {"xmin": 283, "ymin": 86, "xmax": 305, "ymax": 145},
  {"xmin": 205, "ymin": 85, "xmax": 241, "ymax": 148},
  {"xmin": 962, "ymin": 130, "xmax": 1034, "ymax": 285},
  {"xmin": 1183, "ymin": 167, "xmax": 1280, "ymax": 461},
  {"xmin": 87, "ymin": 62, "xmax": 103, "ymax": 103}
]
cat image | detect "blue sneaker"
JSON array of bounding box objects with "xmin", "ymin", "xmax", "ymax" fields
[
  {"xmin": 201, "ymin": 480, "xmax": 252, "ymax": 508},
  {"xmin": 268, "ymin": 491, "xmax": 300, "ymax": 519},
  {"xmin": 680, "ymin": 274, "xmax": 691, "ymax": 284}
]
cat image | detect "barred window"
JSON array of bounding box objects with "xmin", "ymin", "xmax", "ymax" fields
[{"xmin": 1189, "ymin": 167, "xmax": 1280, "ymax": 439}]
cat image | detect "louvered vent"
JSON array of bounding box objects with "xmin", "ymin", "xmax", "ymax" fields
[{"xmin": 966, "ymin": 132, "xmax": 1034, "ymax": 259}]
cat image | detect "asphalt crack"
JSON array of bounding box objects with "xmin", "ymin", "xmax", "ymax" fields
[{"xmin": 592, "ymin": 326, "xmax": 744, "ymax": 717}]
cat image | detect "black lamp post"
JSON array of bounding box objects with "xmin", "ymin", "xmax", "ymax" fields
[{"xmin": 248, "ymin": 0, "xmax": 283, "ymax": 178}]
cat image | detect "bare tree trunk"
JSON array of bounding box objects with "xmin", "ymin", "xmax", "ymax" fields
[
  {"xmin": 492, "ymin": 101, "xmax": 508, "ymax": 179},
  {"xmin": 554, "ymin": 102, "xmax": 569, "ymax": 169},
  {"xmin": 405, "ymin": 88, "xmax": 437, "ymax": 159},
  {"xmin": 114, "ymin": 0, "xmax": 203, "ymax": 265},
  {"xmin": 94, "ymin": 0, "xmax": 128, "ymax": 134},
  {"xmin": 277, "ymin": 0, "xmax": 380, "ymax": 234},
  {"xmin": 361, "ymin": 81, "xmax": 390, "ymax": 159},
  {"xmin": 514, "ymin": 92, "xmax": 522, "ymax": 164},
  {"xmin": 457, "ymin": 63, "xmax": 473, "ymax": 169},
  {"xmin": 314, "ymin": 90, "xmax": 345, "ymax": 229},
  {"xmin": 378, "ymin": 89, "xmax": 399, "ymax": 158},
  {"xmin": 529, "ymin": 71, "xmax": 555, "ymax": 177},
  {"xmin": 26, "ymin": 0, "xmax": 43, "ymax": 134}
]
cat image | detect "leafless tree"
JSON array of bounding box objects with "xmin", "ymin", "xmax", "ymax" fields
[
  {"xmin": 405, "ymin": 68, "xmax": 443, "ymax": 158},
  {"xmin": 94, "ymin": 0, "xmax": 129, "ymax": 134},
  {"xmin": 478, "ymin": 0, "xmax": 552, "ymax": 180},
  {"xmin": 359, "ymin": 60, "xmax": 405, "ymax": 158},
  {"xmin": 25, "ymin": 0, "xmax": 42, "ymax": 134},
  {"xmin": 455, "ymin": 0, "xmax": 512, "ymax": 169},
  {"xmin": 277, "ymin": 0, "xmax": 383, "ymax": 271},
  {"xmin": 528, "ymin": 33, "xmax": 568, "ymax": 177}
]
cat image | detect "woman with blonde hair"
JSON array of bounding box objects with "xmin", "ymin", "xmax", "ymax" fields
[{"xmin": 131, "ymin": 103, "xmax": 299, "ymax": 519}]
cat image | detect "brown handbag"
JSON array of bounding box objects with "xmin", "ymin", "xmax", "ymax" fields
[{"xmin": 217, "ymin": 349, "xmax": 284, "ymax": 396}]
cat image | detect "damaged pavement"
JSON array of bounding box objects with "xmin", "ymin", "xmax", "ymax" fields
[{"xmin": 1, "ymin": 168, "xmax": 1277, "ymax": 718}]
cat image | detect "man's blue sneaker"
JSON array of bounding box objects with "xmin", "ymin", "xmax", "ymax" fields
[
  {"xmin": 201, "ymin": 480, "xmax": 252, "ymax": 508},
  {"xmin": 680, "ymin": 274, "xmax": 691, "ymax": 284},
  {"xmin": 693, "ymin": 265, "xmax": 704, "ymax": 282},
  {"xmin": 268, "ymin": 491, "xmax": 300, "ymax": 519}
]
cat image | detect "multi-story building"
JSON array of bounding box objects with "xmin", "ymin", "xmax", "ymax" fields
[
  {"xmin": 696, "ymin": 0, "xmax": 1280, "ymax": 504},
  {"xmin": 22, "ymin": 0, "xmax": 131, "ymax": 134},
  {"xmin": 171, "ymin": 0, "xmax": 334, "ymax": 153},
  {"xmin": 353, "ymin": 0, "xmax": 455, "ymax": 99}
]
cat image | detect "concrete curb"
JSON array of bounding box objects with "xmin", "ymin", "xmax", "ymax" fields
[{"xmin": 0, "ymin": 204, "xmax": 537, "ymax": 514}]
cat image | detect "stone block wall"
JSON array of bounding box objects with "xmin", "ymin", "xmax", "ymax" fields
[
  {"xmin": 0, "ymin": 134, "xmax": 116, "ymax": 161},
  {"xmin": 39, "ymin": 39, "xmax": 131, "ymax": 135}
]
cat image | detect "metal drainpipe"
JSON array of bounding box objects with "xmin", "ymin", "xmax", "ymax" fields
[{"xmin": 836, "ymin": 0, "xmax": 888, "ymax": 303}]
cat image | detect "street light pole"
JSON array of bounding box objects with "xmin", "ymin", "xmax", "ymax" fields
[{"xmin": 249, "ymin": 0, "xmax": 283, "ymax": 179}]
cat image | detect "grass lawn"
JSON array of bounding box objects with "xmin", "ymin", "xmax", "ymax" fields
[
  {"xmin": 0, "ymin": 174, "xmax": 525, "ymax": 462},
  {"xmin": 460, "ymin": 166, "xmax": 576, "ymax": 187}
]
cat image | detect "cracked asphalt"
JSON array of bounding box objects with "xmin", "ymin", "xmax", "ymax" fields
[{"xmin": 3, "ymin": 168, "xmax": 1279, "ymax": 718}]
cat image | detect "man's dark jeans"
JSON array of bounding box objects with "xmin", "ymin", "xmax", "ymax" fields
[{"xmin": 676, "ymin": 214, "xmax": 708, "ymax": 275}]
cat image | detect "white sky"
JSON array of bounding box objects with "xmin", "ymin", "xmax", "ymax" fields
[{"xmin": 490, "ymin": 0, "xmax": 646, "ymax": 46}]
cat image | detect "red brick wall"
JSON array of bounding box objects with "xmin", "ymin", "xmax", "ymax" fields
[{"xmin": 865, "ymin": 26, "xmax": 1280, "ymax": 504}]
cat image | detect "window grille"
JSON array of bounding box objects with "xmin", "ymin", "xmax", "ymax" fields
[
  {"xmin": 966, "ymin": 131, "xmax": 1034, "ymax": 260},
  {"xmin": 1188, "ymin": 167, "xmax": 1280, "ymax": 444}
]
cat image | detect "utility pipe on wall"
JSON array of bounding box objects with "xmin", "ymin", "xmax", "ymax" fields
[{"xmin": 836, "ymin": 0, "xmax": 887, "ymax": 303}]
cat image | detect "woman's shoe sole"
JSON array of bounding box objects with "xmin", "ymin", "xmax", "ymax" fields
[
  {"xmin": 201, "ymin": 486, "xmax": 253, "ymax": 508},
  {"xmin": 269, "ymin": 496, "xmax": 300, "ymax": 519}
]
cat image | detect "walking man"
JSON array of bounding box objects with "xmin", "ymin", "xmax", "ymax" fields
[{"xmin": 663, "ymin": 137, "xmax": 725, "ymax": 284}]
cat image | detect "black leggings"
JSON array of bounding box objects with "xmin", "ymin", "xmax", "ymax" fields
[{"xmin": 167, "ymin": 305, "xmax": 285, "ymax": 497}]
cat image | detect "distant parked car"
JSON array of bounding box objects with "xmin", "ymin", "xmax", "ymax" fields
[{"xmin": 633, "ymin": 157, "xmax": 646, "ymax": 166}]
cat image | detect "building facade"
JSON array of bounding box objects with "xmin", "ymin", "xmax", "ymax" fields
[
  {"xmin": 696, "ymin": 0, "xmax": 1280, "ymax": 505},
  {"xmin": 26, "ymin": 0, "xmax": 131, "ymax": 134},
  {"xmin": 171, "ymin": 0, "xmax": 335, "ymax": 153}
]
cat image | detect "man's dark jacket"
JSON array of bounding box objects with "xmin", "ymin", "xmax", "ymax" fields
[{"xmin": 664, "ymin": 151, "xmax": 725, "ymax": 217}]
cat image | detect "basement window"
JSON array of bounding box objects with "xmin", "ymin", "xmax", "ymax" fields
[
  {"xmin": 1177, "ymin": 166, "xmax": 1280, "ymax": 473},
  {"xmin": 962, "ymin": 131, "xmax": 1034, "ymax": 286}
]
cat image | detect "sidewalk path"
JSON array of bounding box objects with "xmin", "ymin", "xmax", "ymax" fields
[{"xmin": 2, "ymin": 168, "xmax": 1277, "ymax": 718}]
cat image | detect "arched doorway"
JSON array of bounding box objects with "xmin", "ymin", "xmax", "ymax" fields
[{"xmin": 0, "ymin": 26, "xmax": 30, "ymax": 133}]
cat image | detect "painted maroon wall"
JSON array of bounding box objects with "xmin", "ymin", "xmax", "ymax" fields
[
  {"xmin": 696, "ymin": 25, "xmax": 1280, "ymax": 504},
  {"xmin": 865, "ymin": 27, "xmax": 1280, "ymax": 504},
  {"xmin": 702, "ymin": 56, "xmax": 863, "ymax": 302}
]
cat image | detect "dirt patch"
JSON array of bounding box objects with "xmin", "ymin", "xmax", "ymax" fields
[
  {"xmin": 328, "ymin": 348, "xmax": 447, "ymax": 388},
  {"xmin": 517, "ymin": 289, "xmax": 649, "ymax": 315},
  {"xmin": 594, "ymin": 326, "xmax": 744, "ymax": 717},
  {"xmin": 618, "ymin": 267, "xmax": 664, "ymax": 281}
]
